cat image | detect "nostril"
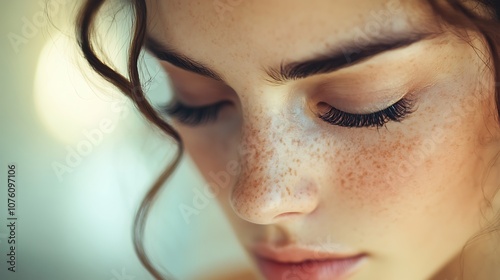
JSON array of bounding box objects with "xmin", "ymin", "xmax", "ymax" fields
[
  {"xmin": 230, "ymin": 175, "xmax": 321, "ymax": 224},
  {"xmin": 274, "ymin": 212, "xmax": 302, "ymax": 220}
]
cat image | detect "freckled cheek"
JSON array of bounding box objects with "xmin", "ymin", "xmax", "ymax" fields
[
  {"xmin": 329, "ymin": 133, "xmax": 437, "ymax": 214},
  {"xmin": 330, "ymin": 130, "xmax": 480, "ymax": 222},
  {"xmin": 334, "ymin": 154, "xmax": 399, "ymax": 211}
]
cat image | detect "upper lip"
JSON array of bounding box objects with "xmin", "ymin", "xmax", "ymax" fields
[{"xmin": 251, "ymin": 243, "xmax": 366, "ymax": 263}]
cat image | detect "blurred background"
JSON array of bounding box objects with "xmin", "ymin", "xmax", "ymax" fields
[{"xmin": 0, "ymin": 0, "xmax": 253, "ymax": 279}]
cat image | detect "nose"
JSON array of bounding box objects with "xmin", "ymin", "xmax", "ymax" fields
[{"xmin": 230, "ymin": 104, "xmax": 320, "ymax": 225}]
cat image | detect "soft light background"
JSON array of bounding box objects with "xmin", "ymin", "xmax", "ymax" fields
[{"xmin": 0, "ymin": 0, "xmax": 252, "ymax": 279}]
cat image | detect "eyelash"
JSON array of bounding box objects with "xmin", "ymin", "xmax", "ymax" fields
[
  {"xmin": 162, "ymin": 97, "xmax": 416, "ymax": 128},
  {"xmin": 160, "ymin": 100, "xmax": 231, "ymax": 126},
  {"xmin": 318, "ymin": 97, "xmax": 416, "ymax": 128}
]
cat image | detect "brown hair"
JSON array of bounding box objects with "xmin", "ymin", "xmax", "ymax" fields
[
  {"xmin": 76, "ymin": 1, "xmax": 500, "ymax": 279},
  {"xmin": 77, "ymin": 1, "xmax": 182, "ymax": 279}
]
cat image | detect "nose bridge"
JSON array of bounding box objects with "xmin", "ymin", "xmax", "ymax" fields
[{"xmin": 230, "ymin": 105, "xmax": 319, "ymax": 224}]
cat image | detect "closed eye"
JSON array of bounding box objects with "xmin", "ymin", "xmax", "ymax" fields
[
  {"xmin": 160, "ymin": 99, "xmax": 232, "ymax": 126},
  {"xmin": 161, "ymin": 96, "xmax": 416, "ymax": 128},
  {"xmin": 318, "ymin": 97, "xmax": 416, "ymax": 128}
]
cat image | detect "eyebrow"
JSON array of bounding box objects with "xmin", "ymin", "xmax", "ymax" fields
[
  {"xmin": 145, "ymin": 31, "xmax": 437, "ymax": 84},
  {"xmin": 145, "ymin": 37, "xmax": 224, "ymax": 81},
  {"xmin": 267, "ymin": 31, "xmax": 437, "ymax": 84}
]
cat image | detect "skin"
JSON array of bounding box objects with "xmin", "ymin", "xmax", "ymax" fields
[{"xmin": 144, "ymin": 0, "xmax": 500, "ymax": 279}]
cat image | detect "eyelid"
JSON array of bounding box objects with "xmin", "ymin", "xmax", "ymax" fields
[
  {"xmin": 160, "ymin": 99, "xmax": 231, "ymax": 126},
  {"xmin": 317, "ymin": 96, "xmax": 417, "ymax": 128},
  {"xmin": 312, "ymin": 79, "xmax": 412, "ymax": 112}
]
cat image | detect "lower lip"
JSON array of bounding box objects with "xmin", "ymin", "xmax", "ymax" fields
[{"xmin": 255, "ymin": 255, "xmax": 366, "ymax": 280}]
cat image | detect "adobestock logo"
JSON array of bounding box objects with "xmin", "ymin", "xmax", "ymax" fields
[
  {"xmin": 178, "ymin": 140, "xmax": 257, "ymax": 224},
  {"xmin": 51, "ymin": 99, "xmax": 130, "ymax": 182},
  {"xmin": 7, "ymin": 0, "xmax": 69, "ymax": 54},
  {"xmin": 110, "ymin": 268, "xmax": 136, "ymax": 280},
  {"xmin": 213, "ymin": 0, "xmax": 244, "ymax": 21},
  {"xmin": 340, "ymin": 0, "xmax": 406, "ymax": 64},
  {"xmin": 384, "ymin": 77, "xmax": 500, "ymax": 184},
  {"xmin": 50, "ymin": 75, "xmax": 162, "ymax": 182},
  {"xmin": 177, "ymin": 161, "xmax": 237, "ymax": 224}
]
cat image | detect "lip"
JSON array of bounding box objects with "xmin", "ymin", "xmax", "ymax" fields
[{"xmin": 252, "ymin": 244, "xmax": 367, "ymax": 280}]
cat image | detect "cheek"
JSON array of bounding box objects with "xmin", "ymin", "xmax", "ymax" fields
[
  {"xmin": 326, "ymin": 88, "xmax": 495, "ymax": 258},
  {"xmin": 320, "ymin": 89, "xmax": 492, "ymax": 231},
  {"xmin": 315, "ymin": 129, "xmax": 437, "ymax": 226},
  {"xmin": 329, "ymin": 132, "xmax": 465, "ymax": 221},
  {"xmin": 333, "ymin": 135, "xmax": 423, "ymax": 210}
]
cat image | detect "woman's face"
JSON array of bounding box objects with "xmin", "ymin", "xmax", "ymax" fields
[{"xmin": 145, "ymin": 0, "xmax": 500, "ymax": 279}]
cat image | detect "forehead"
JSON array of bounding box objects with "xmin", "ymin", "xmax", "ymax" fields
[{"xmin": 145, "ymin": 0, "xmax": 432, "ymax": 83}]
